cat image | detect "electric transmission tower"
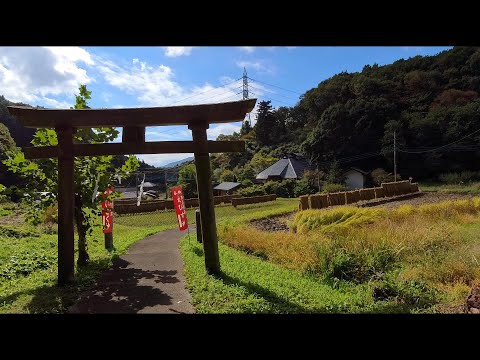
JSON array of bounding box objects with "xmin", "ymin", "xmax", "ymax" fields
[{"xmin": 242, "ymin": 67, "xmax": 251, "ymax": 127}]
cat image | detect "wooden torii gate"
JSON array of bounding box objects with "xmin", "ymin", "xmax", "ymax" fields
[{"xmin": 7, "ymin": 99, "xmax": 256, "ymax": 286}]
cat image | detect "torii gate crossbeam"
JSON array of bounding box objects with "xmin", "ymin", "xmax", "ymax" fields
[{"xmin": 8, "ymin": 99, "xmax": 256, "ymax": 286}]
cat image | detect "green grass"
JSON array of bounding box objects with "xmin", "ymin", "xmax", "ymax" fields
[
  {"xmin": 419, "ymin": 181, "xmax": 480, "ymax": 194},
  {"xmin": 0, "ymin": 221, "xmax": 166, "ymax": 313},
  {"xmin": 0, "ymin": 198, "xmax": 297, "ymax": 313},
  {"xmin": 180, "ymin": 236, "xmax": 429, "ymax": 313},
  {"xmin": 115, "ymin": 198, "xmax": 298, "ymax": 228}
]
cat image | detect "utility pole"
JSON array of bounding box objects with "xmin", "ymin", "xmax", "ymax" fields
[
  {"xmin": 135, "ymin": 173, "xmax": 139, "ymax": 198},
  {"xmin": 394, "ymin": 130, "xmax": 397, "ymax": 181},
  {"xmin": 164, "ymin": 168, "xmax": 168, "ymax": 199},
  {"xmin": 242, "ymin": 67, "xmax": 251, "ymax": 127}
]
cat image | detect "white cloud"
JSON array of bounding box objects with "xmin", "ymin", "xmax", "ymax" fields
[
  {"xmin": 401, "ymin": 47, "xmax": 424, "ymax": 52},
  {"xmin": 163, "ymin": 47, "xmax": 194, "ymax": 57},
  {"xmin": 207, "ymin": 123, "xmax": 242, "ymax": 139},
  {"xmin": 236, "ymin": 60, "xmax": 273, "ymax": 75},
  {"xmin": 145, "ymin": 126, "xmax": 191, "ymax": 141},
  {"xmin": 286, "ymin": 46, "xmax": 297, "ymax": 50},
  {"xmin": 96, "ymin": 57, "xmax": 248, "ymax": 106},
  {"xmin": 0, "ymin": 46, "xmax": 93, "ymax": 106},
  {"xmin": 238, "ymin": 46, "xmax": 255, "ymax": 53}
]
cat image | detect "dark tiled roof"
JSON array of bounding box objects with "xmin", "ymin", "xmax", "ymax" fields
[
  {"xmin": 213, "ymin": 182, "xmax": 241, "ymax": 191},
  {"xmin": 256, "ymin": 155, "xmax": 312, "ymax": 180}
]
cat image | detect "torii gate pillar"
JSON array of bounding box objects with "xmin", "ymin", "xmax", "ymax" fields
[
  {"xmin": 56, "ymin": 126, "xmax": 75, "ymax": 285},
  {"xmin": 189, "ymin": 121, "xmax": 220, "ymax": 274}
]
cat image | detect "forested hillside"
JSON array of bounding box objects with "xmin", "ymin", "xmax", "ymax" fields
[
  {"xmin": 2, "ymin": 47, "xmax": 480, "ymax": 191},
  {"xmin": 212, "ymin": 46, "xmax": 480, "ymax": 183}
]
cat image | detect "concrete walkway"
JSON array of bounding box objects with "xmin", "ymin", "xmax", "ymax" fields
[{"xmin": 68, "ymin": 227, "xmax": 195, "ymax": 314}]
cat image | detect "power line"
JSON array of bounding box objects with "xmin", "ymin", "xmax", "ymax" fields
[
  {"xmin": 249, "ymin": 91, "xmax": 292, "ymax": 106},
  {"xmin": 247, "ymin": 77, "xmax": 303, "ymax": 95},
  {"xmin": 168, "ymin": 77, "xmax": 242, "ymax": 106},
  {"xmin": 248, "ymin": 84, "xmax": 298, "ymax": 101},
  {"xmin": 398, "ymin": 127, "xmax": 480, "ymax": 154}
]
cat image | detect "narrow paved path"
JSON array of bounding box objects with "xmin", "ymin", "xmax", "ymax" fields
[{"xmin": 68, "ymin": 227, "xmax": 195, "ymax": 314}]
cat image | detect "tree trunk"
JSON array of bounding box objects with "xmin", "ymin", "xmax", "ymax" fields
[{"xmin": 74, "ymin": 193, "xmax": 90, "ymax": 267}]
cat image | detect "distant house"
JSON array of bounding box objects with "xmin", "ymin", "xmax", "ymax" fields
[
  {"xmin": 256, "ymin": 153, "xmax": 313, "ymax": 182},
  {"xmin": 344, "ymin": 167, "xmax": 369, "ymax": 189},
  {"xmin": 213, "ymin": 182, "xmax": 241, "ymax": 196}
]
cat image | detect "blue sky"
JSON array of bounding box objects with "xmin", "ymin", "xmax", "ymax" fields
[{"xmin": 0, "ymin": 46, "xmax": 452, "ymax": 166}]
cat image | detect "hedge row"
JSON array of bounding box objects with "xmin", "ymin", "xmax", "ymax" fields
[
  {"xmin": 114, "ymin": 194, "xmax": 238, "ymax": 214},
  {"xmin": 232, "ymin": 194, "xmax": 277, "ymax": 207},
  {"xmin": 299, "ymin": 181, "xmax": 419, "ymax": 210}
]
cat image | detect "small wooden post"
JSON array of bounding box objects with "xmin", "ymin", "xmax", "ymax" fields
[
  {"xmin": 105, "ymin": 232, "xmax": 113, "ymax": 251},
  {"xmin": 189, "ymin": 121, "xmax": 220, "ymax": 274},
  {"xmin": 56, "ymin": 127, "xmax": 75, "ymax": 286},
  {"xmin": 195, "ymin": 209, "xmax": 202, "ymax": 243}
]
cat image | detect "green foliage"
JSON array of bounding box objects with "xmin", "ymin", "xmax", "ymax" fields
[
  {"xmin": 236, "ymin": 184, "xmax": 267, "ymax": 197},
  {"xmin": 241, "ymin": 179, "xmax": 254, "ymax": 187},
  {"xmin": 0, "ymin": 223, "xmax": 40, "ymax": 238},
  {"xmin": 373, "ymin": 274, "xmax": 438, "ymax": 307},
  {"xmin": 294, "ymin": 178, "xmax": 317, "ymax": 197},
  {"xmin": 438, "ymin": 171, "xmax": 477, "ymax": 184},
  {"xmin": 220, "ymin": 169, "xmax": 235, "ymax": 182},
  {"xmin": 2, "ymin": 85, "xmax": 139, "ymax": 265},
  {"xmin": 322, "ymin": 183, "xmax": 347, "ymax": 193},
  {"xmin": 254, "ymin": 100, "xmax": 276, "ymax": 146},
  {"xmin": 235, "ymin": 180, "xmax": 297, "ymax": 198},
  {"xmin": 234, "ymin": 164, "xmax": 256, "ymax": 182},
  {"xmin": 175, "ymin": 182, "xmax": 197, "ymax": 199},
  {"xmin": 249, "ymin": 151, "xmax": 278, "ymax": 173},
  {"xmin": 178, "ymin": 163, "xmax": 196, "ymax": 182},
  {"xmin": 0, "ymin": 252, "xmax": 55, "ymax": 280},
  {"xmin": 371, "ymin": 168, "xmax": 396, "ymax": 186},
  {"xmin": 326, "ymin": 161, "xmax": 344, "ymax": 184}
]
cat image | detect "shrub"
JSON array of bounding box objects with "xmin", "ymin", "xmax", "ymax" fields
[
  {"xmin": 373, "ymin": 275, "xmax": 438, "ymax": 307},
  {"xmin": 0, "ymin": 252, "xmax": 56, "ymax": 280},
  {"xmin": 43, "ymin": 203, "xmax": 58, "ymax": 224},
  {"xmin": 0, "ymin": 224, "xmax": 40, "ymax": 238},
  {"xmin": 264, "ymin": 179, "xmax": 296, "ymax": 198},
  {"xmin": 371, "ymin": 168, "xmax": 396, "ymax": 186},
  {"xmin": 438, "ymin": 171, "xmax": 477, "ymax": 184},
  {"xmin": 235, "ymin": 184, "xmax": 266, "ymax": 197},
  {"xmin": 322, "ymin": 183, "xmax": 347, "ymax": 193},
  {"xmin": 294, "ymin": 178, "xmax": 316, "ymax": 197},
  {"xmin": 241, "ymin": 179, "xmax": 254, "ymax": 187}
]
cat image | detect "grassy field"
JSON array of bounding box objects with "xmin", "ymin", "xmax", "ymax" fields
[
  {"xmin": 419, "ymin": 181, "xmax": 480, "ymax": 194},
  {"xmin": 114, "ymin": 199, "xmax": 297, "ymax": 228},
  {"xmin": 0, "ymin": 198, "xmax": 297, "ymax": 313},
  {"xmin": 179, "ymin": 197, "xmax": 480, "ymax": 313}
]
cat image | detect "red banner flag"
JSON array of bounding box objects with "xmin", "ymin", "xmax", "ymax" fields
[
  {"xmin": 171, "ymin": 186, "xmax": 188, "ymax": 231},
  {"xmin": 101, "ymin": 186, "xmax": 114, "ymax": 234}
]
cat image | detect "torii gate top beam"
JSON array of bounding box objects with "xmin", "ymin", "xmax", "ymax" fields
[{"xmin": 7, "ymin": 99, "xmax": 257, "ymax": 128}]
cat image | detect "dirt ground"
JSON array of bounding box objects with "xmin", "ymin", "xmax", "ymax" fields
[{"xmin": 250, "ymin": 192, "xmax": 477, "ymax": 233}]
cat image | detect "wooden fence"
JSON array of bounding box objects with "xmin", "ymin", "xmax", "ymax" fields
[{"xmin": 301, "ymin": 181, "xmax": 420, "ymax": 211}]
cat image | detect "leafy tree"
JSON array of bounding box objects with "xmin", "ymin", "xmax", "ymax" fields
[
  {"xmin": 250, "ymin": 151, "xmax": 278, "ymax": 174},
  {"xmin": 254, "ymin": 100, "xmax": 276, "ymax": 145},
  {"xmin": 371, "ymin": 168, "xmax": 395, "ymax": 186},
  {"xmin": 3, "ymin": 85, "xmax": 139, "ymax": 266},
  {"xmin": 178, "ymin": 163, "xmax": 196, "ymax": 182},
  {"xmin": 0, "ymin": 123, "xmax": 18, "ymax": 187},
  {"xmin": 220, "ymin": 169, "xmax": 235, "ymax": 182},
  {"xmin": 177, "ymin": 163, "xmax": 197, "ymax": 198},
  {"xmin": 240, "ymin": 118, "xmax": 252, "ymax": 136},
  {"xmin": 326, "ymin": 161, "xmax": 344, "ymax": 184}
]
